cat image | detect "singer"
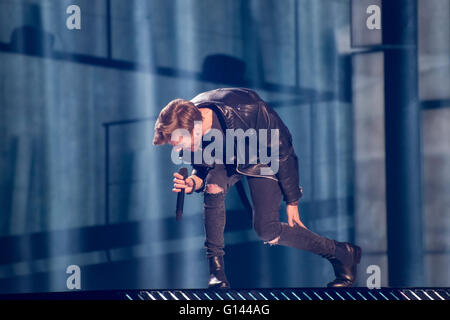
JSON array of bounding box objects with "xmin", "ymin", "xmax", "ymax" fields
[{"xmin": 152, "ymin": 88, "xmax": 361, "ymax": 288}]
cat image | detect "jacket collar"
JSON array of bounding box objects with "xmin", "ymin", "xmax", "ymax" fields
[{"xmin": 195, "ymin": 102, "xmax": 232, "ymax": 131}]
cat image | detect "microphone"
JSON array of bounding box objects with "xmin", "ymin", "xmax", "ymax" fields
[{"xmin": 176, "ymin": 167, "xmax": 188, "ymax": 221}]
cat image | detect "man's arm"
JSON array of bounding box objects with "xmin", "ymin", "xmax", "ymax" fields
[
  {"xmin": 276, "ymin": 149, "xmax": 302, "ymax": 204},
  {"xmin": 268, "ymin": 111, "xmax": 305, "ymax": 228},
  {"xmin": 265, "ymin": 106, "xmax": 302, "ymax": 204}
]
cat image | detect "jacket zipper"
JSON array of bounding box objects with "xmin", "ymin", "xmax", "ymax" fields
[{"xmin": 235, "ymin": 165, "xmax": 278, "ymax": 181}]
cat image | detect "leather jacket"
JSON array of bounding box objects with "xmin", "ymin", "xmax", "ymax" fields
[{"xmin": 190, "ymin": 87, "xmax": 302, "ymax": 204}]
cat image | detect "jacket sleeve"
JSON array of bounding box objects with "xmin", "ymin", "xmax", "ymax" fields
[
  {"xmin": 277, "ymin": 146, "xmax": 302, "ymax": 204},
  {"xmin": 264, "ymin": 105, "xmax": 302, "ymax": 204}
]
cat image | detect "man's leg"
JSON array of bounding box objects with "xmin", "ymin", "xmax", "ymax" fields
[
  {"xmin": 203, "ymin": 165, "xmax": 229, "ymax": 259},
  {"xmin": 202, "ymin": 164, "xmax": 240, "ymax": 288},
  {"xmin": 246, "ymin": 176, "xmax": 361, "ymax": 287},
  {"xmin": 247, "ymin": 176, "xmax": 336, "ymax": 257}
]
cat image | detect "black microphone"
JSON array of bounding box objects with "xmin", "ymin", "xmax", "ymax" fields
[{"xmin": 176, "ymin": 167, "xmax": 188, "ymax": 221}]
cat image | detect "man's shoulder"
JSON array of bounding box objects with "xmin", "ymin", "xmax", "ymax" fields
[{"xmin": 190, "ymin": 88, "xmax": 262, "ymax": 106}]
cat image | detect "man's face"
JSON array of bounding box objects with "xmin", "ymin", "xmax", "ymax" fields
[
  {"xmin": 169, "ymin": 134, "xmax": 194, "ymax": 152},
  {"xmin": 168, "ymin": 133, "xmax": 203, "ymax": 152},
  {"xmin": 168, "ymin": 122, "xmax": 203, "ymax": 152}
]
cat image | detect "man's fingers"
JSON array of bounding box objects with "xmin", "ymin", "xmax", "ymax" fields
[
  {"xmin": 173, "ymin": 172, "xmax": 183, "ymax": 179},
  {"xmin": 295, "ymin": 216, "xmax": 307, "ymax": 229},
  {"xmin": 173, "ymin": 178, "xmax": 186, "ymax": 185},
  {"xmin": 185, "ymin": 177, "xmax": 194, "ymax": 186},
  {"xmin": 288, "ymin": 215, "xmax": 294, "ymax": 227},
  {"xmin": 172, "ymin": 172, "xmax": 194, "ymax": 193}
]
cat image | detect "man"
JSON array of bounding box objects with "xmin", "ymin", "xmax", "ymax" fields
[{"xmin": 153, "ymin": 87, "xmax": 361, "ymax": 288}]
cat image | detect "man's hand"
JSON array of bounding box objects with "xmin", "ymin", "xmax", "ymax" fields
[
  {"xmin": 286, "ymin": 203, "xmax": 308, "ymax": 229},
  {"xmin": 172, "ymin": 172, "xmax": 195, "ymax": 194}
]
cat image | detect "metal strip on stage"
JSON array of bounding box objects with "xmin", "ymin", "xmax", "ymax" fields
[{"xmin": 0, "ymin": 288, "xmax": 448, "ymax": 301}]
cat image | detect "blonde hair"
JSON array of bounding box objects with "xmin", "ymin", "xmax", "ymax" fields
[{"xmin": 152, "ymin": 99, "xmax": 203, "ymax": 145}]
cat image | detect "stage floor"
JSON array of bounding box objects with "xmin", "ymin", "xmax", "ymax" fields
[{"xmin": 0, "ymin": 287, "xmax": 449, "ymax": 301}]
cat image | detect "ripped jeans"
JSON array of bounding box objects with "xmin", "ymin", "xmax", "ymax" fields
[{"xmin": 202, "ymin": 164, "xmax": 336, "ymax": 259}]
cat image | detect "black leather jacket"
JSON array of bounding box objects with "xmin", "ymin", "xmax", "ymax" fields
[{"xmin": 190, "ymin": 88, "xmax": 302, "ymax": 204}]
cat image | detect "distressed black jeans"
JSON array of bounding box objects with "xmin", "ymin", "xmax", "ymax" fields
[{"xmin": 202, "ymin": 164, "xmax": 336, "ymax": 259}]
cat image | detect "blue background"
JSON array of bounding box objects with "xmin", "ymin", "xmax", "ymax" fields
[{"xmin": 0, "ymin": 0, "xmax": 449, "ymax": 293}]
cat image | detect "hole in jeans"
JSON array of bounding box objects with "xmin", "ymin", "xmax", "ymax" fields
[
  {"xmin": 205, "ymin": 184, "xmax": 224, "ymax": 194},
  {"xmin": 264, "ymin": 236, "xmax": 280, "ymax": 246}
]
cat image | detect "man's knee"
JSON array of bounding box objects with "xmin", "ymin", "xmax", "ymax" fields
[
  {"xmin": 204, "ymin": 184, "xmax": 226, "ymax": 208},
  {"xmin": 205, "ymin": 184, "xmax": 224, "ymax": 194},
  {"xmin": 266, "ymin": 236, "xmax": 280, "ymax": 246},
  {"xmin": 254, "ymin": 222, "xmax": 281, "ymax": 245}
]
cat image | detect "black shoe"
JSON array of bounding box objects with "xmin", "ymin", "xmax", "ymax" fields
[
  {"xmin": 208, "ymin": 256, "xmax": 230, "ymax": 289},
  {"xmin": 326, "ymin": 241, "xmax": 362, "ymax": 288}
]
